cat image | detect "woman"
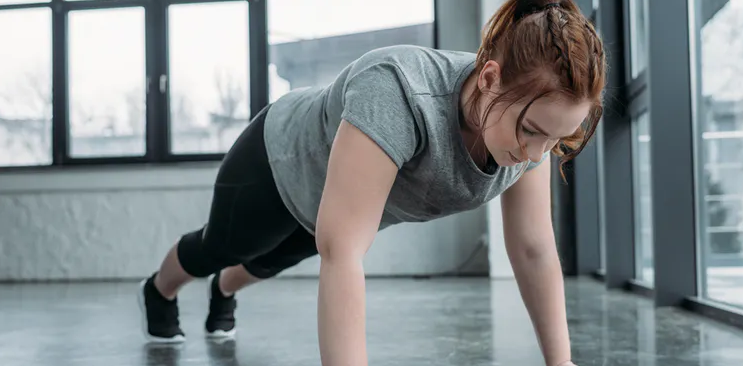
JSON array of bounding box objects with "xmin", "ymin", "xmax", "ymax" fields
[{"xmin": 137, "ymin": 1, "xmax": 606, "ymax": 365}]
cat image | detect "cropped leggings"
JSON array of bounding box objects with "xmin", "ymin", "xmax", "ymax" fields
[{"xmin": 176, "ymin": 105, "xmax": 318, "ymax": 279}]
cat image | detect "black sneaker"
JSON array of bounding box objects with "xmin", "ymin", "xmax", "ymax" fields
[
  {"xmin": 137, "ymin": 273, "xmax": 186, "ymax": 343},
  {"xmin": 205, "ymin": 272, "xmax": 237, "ymax": 338}
]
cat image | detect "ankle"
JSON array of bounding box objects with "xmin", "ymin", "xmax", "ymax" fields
[
  {"xmin": 217, "ymin": 272, "xmax": 235, "ymax": 298},
  {"xmin": 153, "ymin": 273, "xmax": 178, "ymax": 301}
]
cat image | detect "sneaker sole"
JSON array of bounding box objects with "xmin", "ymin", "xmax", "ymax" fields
[
  {"xmin": 205, "ymin": 329, "xmax": 237, "ymax": 339},
  {"xmin": 138, "ymin": 279, "xmax": 186, "ymax": 344},
  {"xmin": 205, "ymin": 274, "xmax": 237, "ymax": 339}
]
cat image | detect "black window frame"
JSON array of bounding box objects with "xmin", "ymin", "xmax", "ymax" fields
[{"xmin": 0, "ymin": 0, "xmax": 438, "ymax": 170}]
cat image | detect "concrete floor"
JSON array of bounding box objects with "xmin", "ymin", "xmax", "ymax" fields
[{"xmin": 1, "ymin": 277, "xmax": 742, "ymax": 366}]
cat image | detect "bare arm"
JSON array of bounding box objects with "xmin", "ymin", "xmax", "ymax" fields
[
  {"xmin": 314, "ymin": 120, "xmax": 399, "ymax": 366},
  {"xmin": 500, "ymin": 156, "xmax": 572, "ymax": 366}
]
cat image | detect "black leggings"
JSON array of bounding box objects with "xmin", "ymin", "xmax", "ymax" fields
[{"xmin": 177, "ymin": 105, "xmax": 318, "ymax": 279}]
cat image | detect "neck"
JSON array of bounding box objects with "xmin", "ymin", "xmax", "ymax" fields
[
  {"xmin": 459, "ymin": 70, "xmax": 479, "ymax": 130},
  {"xmin": 458, "ymin": 71, "xmax": 490, "ymax": 170}
]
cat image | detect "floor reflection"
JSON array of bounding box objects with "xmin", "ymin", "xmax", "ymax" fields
[{"xmin": 0, "ymin": 278, "xmax": 741, "ymax": 365}]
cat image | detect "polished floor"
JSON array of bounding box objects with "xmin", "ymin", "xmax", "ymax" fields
[{"xmin": 1, "ymin": 277, "xmax": 742, "ymax": 366}]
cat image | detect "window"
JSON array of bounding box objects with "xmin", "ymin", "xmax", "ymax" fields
[
  {"xmin": 632, "ymin": 111, "xmax": 654, "ymax": 285},
  {"xmin": 597, "ymin": 122, "xmax": 608, "ymax": 272},
  {"xmin": 695, "ymin": 0, "xmax": 743, "ymax": 309},
  {"xmin": 0, "ymin": 7, "xmax": 52, "ymax": 167},
  {"xmin": 0, "ymin": 0, "xmax": 48, "ymax": 4},
  {"xmin": 168, "ymin": 1, "xmax": 250, "ymax": 154},
  {"xmin": 267, "ymin": 0, "xmax": 435, "ymax": 101},
  {"xmin": 628, "ymin": 0, "xmax": 648, "ymax": 78},
  {"xmin": 626, "ymin": 0, "xmax": 652, "ymax": 285},
  {"xmin": 68, "ymin": 7, "xmax": 146, "ymax": 158},
  {"xmin": 0, "ymin": 0, "xmax": 437, "ymax": 168}
]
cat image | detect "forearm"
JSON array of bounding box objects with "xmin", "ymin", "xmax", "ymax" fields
[
  {"xmin": 510, "ymin": 247, "xmax": 571, "ymax": 366},
  {"xmin": 318, "ymin": 257, "xmax": 368, "ymax": 366}
]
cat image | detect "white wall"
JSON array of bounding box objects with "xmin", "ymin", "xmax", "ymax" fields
[
  {"xmin": 487, "ymin": 197, "xmax": 513, "ymax": 278},
  {"xmin": 0, "ymin": 164, "xmax": 488, "ymax": 281}
]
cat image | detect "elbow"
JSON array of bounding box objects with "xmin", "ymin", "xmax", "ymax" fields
[
  {"xmin": 518, "ymin": 244, "xmax": 548, "ymax": 262},
  {"xmin": 316, "ymin": 233, "xmax": 365, "ymax": 265},
  {"xmin": 314, "ymin": 222, "xmax": 337, "ymax": 260},
  {"xmin": 315, "ymin": 235, "xmax": 336, "ymax": 261},
  {"xmin": 508, "ymin": 244, "xmax": 561, "ymax": 276},
  {"xmin": 507, "ymin": 237, "xmax": 555, "ymax": 264}
]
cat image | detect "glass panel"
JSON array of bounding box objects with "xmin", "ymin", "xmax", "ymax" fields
[
  {"xmin": 168, "ymin": 1, "xmax": 249, "ymax": 154},
  {"xmin": 0, "ymin": 0, "xmax": 49, "ymax": 4},
  {"xmin": 628, "ymin": 0, "xmax": 648, "ymax": 79},
  {"xmin": 0, "ymin": 8, "xmax": 52, "ymax": 167},
  {"xmin": 696, "ymin": 0, "xmax": 743, "ymax": 309},
  {"xmin": 633, "ymin": 112, "xmax": 654, "ymax": 285},
  {"xmin": 267, "ymin": 0, "xmax": 435, "ymax": 102},
  {"xmin": 597, "ymin": 122, "xmax": 608, "ymax": 271},
  {"xmin": 68, "ymin": 7, "xmax": 146, "ymax": 157}
]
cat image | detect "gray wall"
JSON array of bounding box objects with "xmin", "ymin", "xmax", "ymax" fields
[{"xmin": 0, "ymin": 0, "xmax": 489, "ymax": 282}]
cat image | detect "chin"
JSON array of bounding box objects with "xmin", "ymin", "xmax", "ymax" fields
[
  {"xmin": 496, "ymin": 151, "xmax": 522, "ymax": 167},
  {"xmin": 492, "ymin": 156, "xmax": 516, "ymax": 167}
]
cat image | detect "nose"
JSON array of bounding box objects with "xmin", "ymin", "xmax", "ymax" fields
[{"xmin": 523, "ymin": 140, "xmax": 548, "ymax": 163}]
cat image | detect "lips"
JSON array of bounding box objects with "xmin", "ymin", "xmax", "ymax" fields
[{"xmin": 509, "ymin": 152, "xmax": 522, "ymax": 164}]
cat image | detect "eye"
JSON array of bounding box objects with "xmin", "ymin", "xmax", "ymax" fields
[{"xmin": 521, "ymin": 125, "xmax": 538, "ymax": 136}]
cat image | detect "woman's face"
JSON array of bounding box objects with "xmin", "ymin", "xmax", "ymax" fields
[{"xmin": 473, "ymin": 61, "xmax": 590, "ymax": 167}]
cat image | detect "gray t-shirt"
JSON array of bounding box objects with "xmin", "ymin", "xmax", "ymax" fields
[{"xmin": 264, "ymin": 45, "xmax": 547, "ymax": 234}]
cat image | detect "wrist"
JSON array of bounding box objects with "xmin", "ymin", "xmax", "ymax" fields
[
  {"xmin": 554, "ymin": 361, "xmax": 575, "ymax": 366},
  {"xmin": 543, "ymin": 347, "xmax": 572, "ymax": 366}
]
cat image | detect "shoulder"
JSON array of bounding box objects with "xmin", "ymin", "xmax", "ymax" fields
[
  {"xmin": 345, "ymin": 46, "xmax": 477, "ymax": 95},
  {"xmin": 350, "ymin": 45, "xmax": 437, "ymax": 68}
]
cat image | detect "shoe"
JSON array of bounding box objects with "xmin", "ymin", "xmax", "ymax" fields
[
  {"xmin": 205, "ymin": 272, "xmax": 237, "ymax": 338},
  {"xmin": 137, "ymin": 273, "xmax": 186, "ymax": 343}
]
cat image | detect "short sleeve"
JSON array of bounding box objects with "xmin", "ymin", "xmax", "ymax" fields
[
  {"xmin": 341, "ymin": 62, "xmax": 420, "ymax": 169},
  {"xmin": 526, "ymin": 151, "xmax": 550, "ymax": 171}
]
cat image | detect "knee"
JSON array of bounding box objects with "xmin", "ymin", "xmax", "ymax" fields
[{"xmin": 177, "ymin": 227, "xmax": 236, "ymax": 278}]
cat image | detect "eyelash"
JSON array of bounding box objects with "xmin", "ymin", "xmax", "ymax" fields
[{"xmin": 521, "ymin": 125, "xmax": 538, "ymax": 136}]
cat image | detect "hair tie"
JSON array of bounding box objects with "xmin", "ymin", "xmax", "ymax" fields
[{"xmin": 517, "ymin": 1, "xmax": 562, "ymax": 20}]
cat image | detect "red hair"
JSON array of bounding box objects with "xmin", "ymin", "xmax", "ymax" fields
[{"xmin": 468, "ymin": 0, "xmax": 607, "ymax": 179}]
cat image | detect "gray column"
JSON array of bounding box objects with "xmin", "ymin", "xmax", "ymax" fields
[
  {"xmin": 647, "ymin": 0, "xmax": 698, "ymax": 306},
  {"xmin": 597, "ymin": 0, "xmax": 636, "ymax": 288},
  {"xmin": 436, "ymin": 0, "xmax": 480, "ymax": 52}
]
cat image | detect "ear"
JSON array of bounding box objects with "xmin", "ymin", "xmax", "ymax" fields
[{"xmin": 478, "ymin": 60, "xmax": 501, "ymax": 92}]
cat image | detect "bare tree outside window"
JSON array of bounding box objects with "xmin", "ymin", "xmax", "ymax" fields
[
  {"xmin": 0, "ymin": 8, "xmax": 52, "ymax": 167},
  {"xmin": 68, "ymin": 7, "xmax": 147, "ymax": 158},
  {"xmin": 168, "ymin": 1, "xmax": 250, "ymax": 154},
  {"xmin": 211, "ymin": 68, "xmax": 247, "ymax": 149}
]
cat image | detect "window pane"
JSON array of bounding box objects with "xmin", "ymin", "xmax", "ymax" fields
[
  {"xmin": 68, "ymin": 7, "xmax": 146, "ymax": 158},
  {"xmin": 628, "ymin": 0, "xmax": 648, "ymax": 79},
  {"xmin": 632, "ymin": 112, "xmax": 654, "ymax": 285},
  {"xmin": 268, "ymin": 0, "xmax": 435, "ymax": 101},
  {"xmin": 0, "ymin": 8, "xmax": 52, "ymax": 167},
  {"xmin": 168, "ymin": 1, "xmax": 249, "ymax": 154},
  {"xmin": 0, "ymin": 0, "xmax": 48, "ymax": 4},
  {"xmin": 696, "ymin": 0, "xmax": 743, "ymax": 309},
  {"xmin": 597, "ymin": 123, "xmax": 608, "ymax": 272}
]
